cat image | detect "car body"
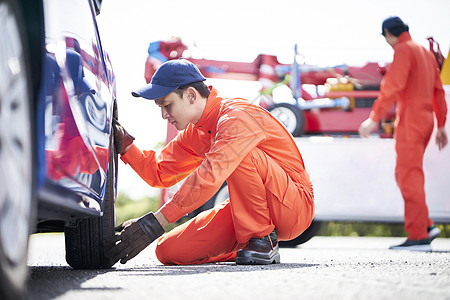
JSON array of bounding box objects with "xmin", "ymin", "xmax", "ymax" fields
[{"xmin": 0, "ymin": 0, "xmax": 117, "ymax": 298}]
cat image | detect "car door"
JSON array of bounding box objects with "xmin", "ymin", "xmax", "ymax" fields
[{"xmin": 42, "ymin": 0, "xmax": 114, "ymax": 201}]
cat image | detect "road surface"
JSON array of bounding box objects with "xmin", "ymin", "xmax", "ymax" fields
[{"xmin": 27, "ymin": 233, "xmax": 450, "ymax": 299}]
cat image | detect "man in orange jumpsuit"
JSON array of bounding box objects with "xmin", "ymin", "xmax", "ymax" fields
[
  {"xmin": 359, "ymin": 17, "xmax": 448, "ymax": 251},
  {"xmin": 106, "ymin": 59, "xmax": 315, "ymax": 265}
]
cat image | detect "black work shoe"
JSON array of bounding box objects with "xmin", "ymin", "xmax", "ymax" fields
[
  {"xmin": 389, "ymin": 238, "xmax": 432, "ymax": 252},
  {"xmin": 236, "ymin": 230, "xmax": 281, "ymax": 265}
]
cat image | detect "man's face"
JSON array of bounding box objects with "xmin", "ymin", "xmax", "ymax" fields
[
  {"xmin": 155, "ymin": 91, "xmax": 194, "ymax": 130},
  {"xmin": 383, "ymin": 29, "xmax": 397, "ymax": 49}
]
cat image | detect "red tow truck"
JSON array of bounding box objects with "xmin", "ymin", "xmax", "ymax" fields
[{"xmin": 144, "ymin": 38, "xmax": 395, "ymax": 137}]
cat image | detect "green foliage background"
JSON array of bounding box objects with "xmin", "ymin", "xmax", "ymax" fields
[
  {"xmin": 319, "ymin": 222, "xmax": 449, "ymax": 238},
  {"xmin": 115, "ymin": 192, "xmax": 181, "ymax": 232},
  {"xmin": 115, "ymin": 192, "xmax": 160, "ymax": 225}
]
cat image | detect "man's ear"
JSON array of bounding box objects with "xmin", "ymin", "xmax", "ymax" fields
[{"xmin": 186, "ymin": 87, "xmax": 196, "ymax": 103}]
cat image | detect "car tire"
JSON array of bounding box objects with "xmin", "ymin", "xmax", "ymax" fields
[
  {"xmin": 0, "ymin": 0, "xmax": 35, "ymax": 299},
  {"xmin": 64, "ymin": 135, "xmax": 117, "ymax": 269},
  {"xmin": 268, "ymin": 103, "xmax": 305, "ymax": 137},
  {"xmin": 279, "ymin": 221, "xmax": 322, "ymax": 247}
]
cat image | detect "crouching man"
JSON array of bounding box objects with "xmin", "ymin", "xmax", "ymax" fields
[{"xmin": 106, "ymin": 59, "xmax": 314, "ymax": 265}]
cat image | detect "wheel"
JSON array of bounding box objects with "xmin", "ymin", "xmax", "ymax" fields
[
  {"xmin": 268, "ymin": 103, "xmax": 305, "ymax": 137},
  {"xmin": 279, "ymin": 221, "xmax": 322, "ymax": 247},
  {"xmin": 64, "ymin": 135, "xmax": 117, "ymax": 269},
  {"xmin": 0, "ymin": 0, "xmax": 35, "ymax": 298}
]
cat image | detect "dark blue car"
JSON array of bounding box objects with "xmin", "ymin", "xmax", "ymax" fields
[{"xmin": 0, "ymin": 0, "xmax": 117, "ymax": 298}]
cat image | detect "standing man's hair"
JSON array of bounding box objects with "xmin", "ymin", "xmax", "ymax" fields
[{"xmin": 382, "ymin": 16, "xmax": 409, "ymax": 37}]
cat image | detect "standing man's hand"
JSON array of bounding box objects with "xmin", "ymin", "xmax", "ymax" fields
[
  {"xmin": 358, "ymin": 118, "xmax": 377, "ymax": 138},
  {"xmin": 436, "ymin": 126, "xmax": 448, "ymax": 150},
  {"xmin": 104, "ymin": 212, "xmax": 165, "ymax": 264},
  {"xmin": 113, "ymin": 118, "xmax": 135, "ymax": 155}
]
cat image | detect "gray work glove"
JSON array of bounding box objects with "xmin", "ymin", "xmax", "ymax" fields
[
  {"xmin": 104, "ymin": 212, "xmax": 164, "ymax": 264},
  {"xmin": 112, "ymin": 118, "xmax": 135, "ymax": 155}
]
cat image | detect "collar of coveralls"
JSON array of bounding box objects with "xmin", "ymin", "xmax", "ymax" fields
[
  {"xmin": 395, "ymin": 31, "xmax": 412, "ymax": 47},
  {"xmin": 193, "ymin": 86, "xmax": 222, "ymax": 134}
]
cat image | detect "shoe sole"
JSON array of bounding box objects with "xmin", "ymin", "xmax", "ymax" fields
[
  {"xmin": 235, "ymin": 253, "xmax": 281, "ymax": 265},
  {"xmin": 389, "ymin": 244, "xmax": 432, "ymax": 252}
]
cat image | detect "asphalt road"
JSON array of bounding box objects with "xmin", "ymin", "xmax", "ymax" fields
[{"xmin": 27, "ymin": 233, "xmax": 450, "ymax": 300}]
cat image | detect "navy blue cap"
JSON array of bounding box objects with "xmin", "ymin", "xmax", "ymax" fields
[{"xmin": 132, "ymin": 58, "xmax": 206, "ymax": 100}]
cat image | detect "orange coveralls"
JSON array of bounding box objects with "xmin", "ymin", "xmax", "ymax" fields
[
  {"xmin": 121, "ymin": 88, "xmax": 314, "ymax": 264},
  {"xmin": 369, "ymin": 32, "xmax": 447, "ymax": 240}
]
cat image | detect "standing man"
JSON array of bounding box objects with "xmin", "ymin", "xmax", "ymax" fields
[
  {"xmin": 359, "ymin": 17, "xmax": 448, "ymax": 251},
  {"xmin": 106, "ymin": 59, "xmax": 315, "ymax": 265}
]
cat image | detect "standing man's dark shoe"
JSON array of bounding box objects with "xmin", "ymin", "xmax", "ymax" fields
[{"xmin": 236, "ymin": 229, "xmax": 280, "ymax": 265}]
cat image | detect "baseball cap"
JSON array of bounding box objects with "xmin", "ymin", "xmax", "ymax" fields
[{"xmin": 132, "ymin": 58, "xmax": 206, "ymax": 100}]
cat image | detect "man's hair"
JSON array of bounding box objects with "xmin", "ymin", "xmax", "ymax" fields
[
  {"xmin": 382, "ymin": 17, "xmax": 409, "ymax": 37},
  {"xmin": 173, "ymin": 81, "xmax": 210, "ymax": 99}
]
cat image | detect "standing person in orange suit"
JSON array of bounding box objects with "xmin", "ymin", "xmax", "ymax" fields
[
  {"xmin": 359, "ymin": 16, "xmax": 448, "ymax": 251},
  {"xmin": 105, "ymin": 59, "xmax": 315, "ymax": 265}
]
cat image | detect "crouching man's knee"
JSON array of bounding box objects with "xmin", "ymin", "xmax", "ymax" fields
[{"xmin": 154, "ymin": 237, "xmax": 176, "ymax": 265}]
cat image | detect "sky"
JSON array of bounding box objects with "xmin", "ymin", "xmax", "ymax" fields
[{"xmin": 96, "ymin": 0, "xmax": 450, "ymax": 199}]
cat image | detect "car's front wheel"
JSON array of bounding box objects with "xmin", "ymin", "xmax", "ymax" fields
[
  {"xmin": 64, "ymin": 136, "xmax": 117, "ymax": 269},
  {"xmin": 0, "ymin": 0, "xmax": 35, "ymax": 298}
]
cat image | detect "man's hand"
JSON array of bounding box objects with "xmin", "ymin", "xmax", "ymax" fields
[
  {"xmin": 104, "ymin": 212, "xmax": 165, "ymax": 264},
  {"xmin": 436, "ymin": 126, "xmax": 448, "ymax": 150},
  {"xmin": 113, "ymin": 118, "xmax": 135, "ymax": 155},
  {"xmin": 358, "ymin": 118, "xmax": 377, "ymax": 138}
]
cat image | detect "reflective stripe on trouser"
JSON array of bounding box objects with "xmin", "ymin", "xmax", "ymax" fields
[
  {"xmin": 395, "ymin": 139, "xmax": 434, "ymax": 240},
  {"xmin": 155, "ymin": 147, "xmax": 314, "ymax": 265}
]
